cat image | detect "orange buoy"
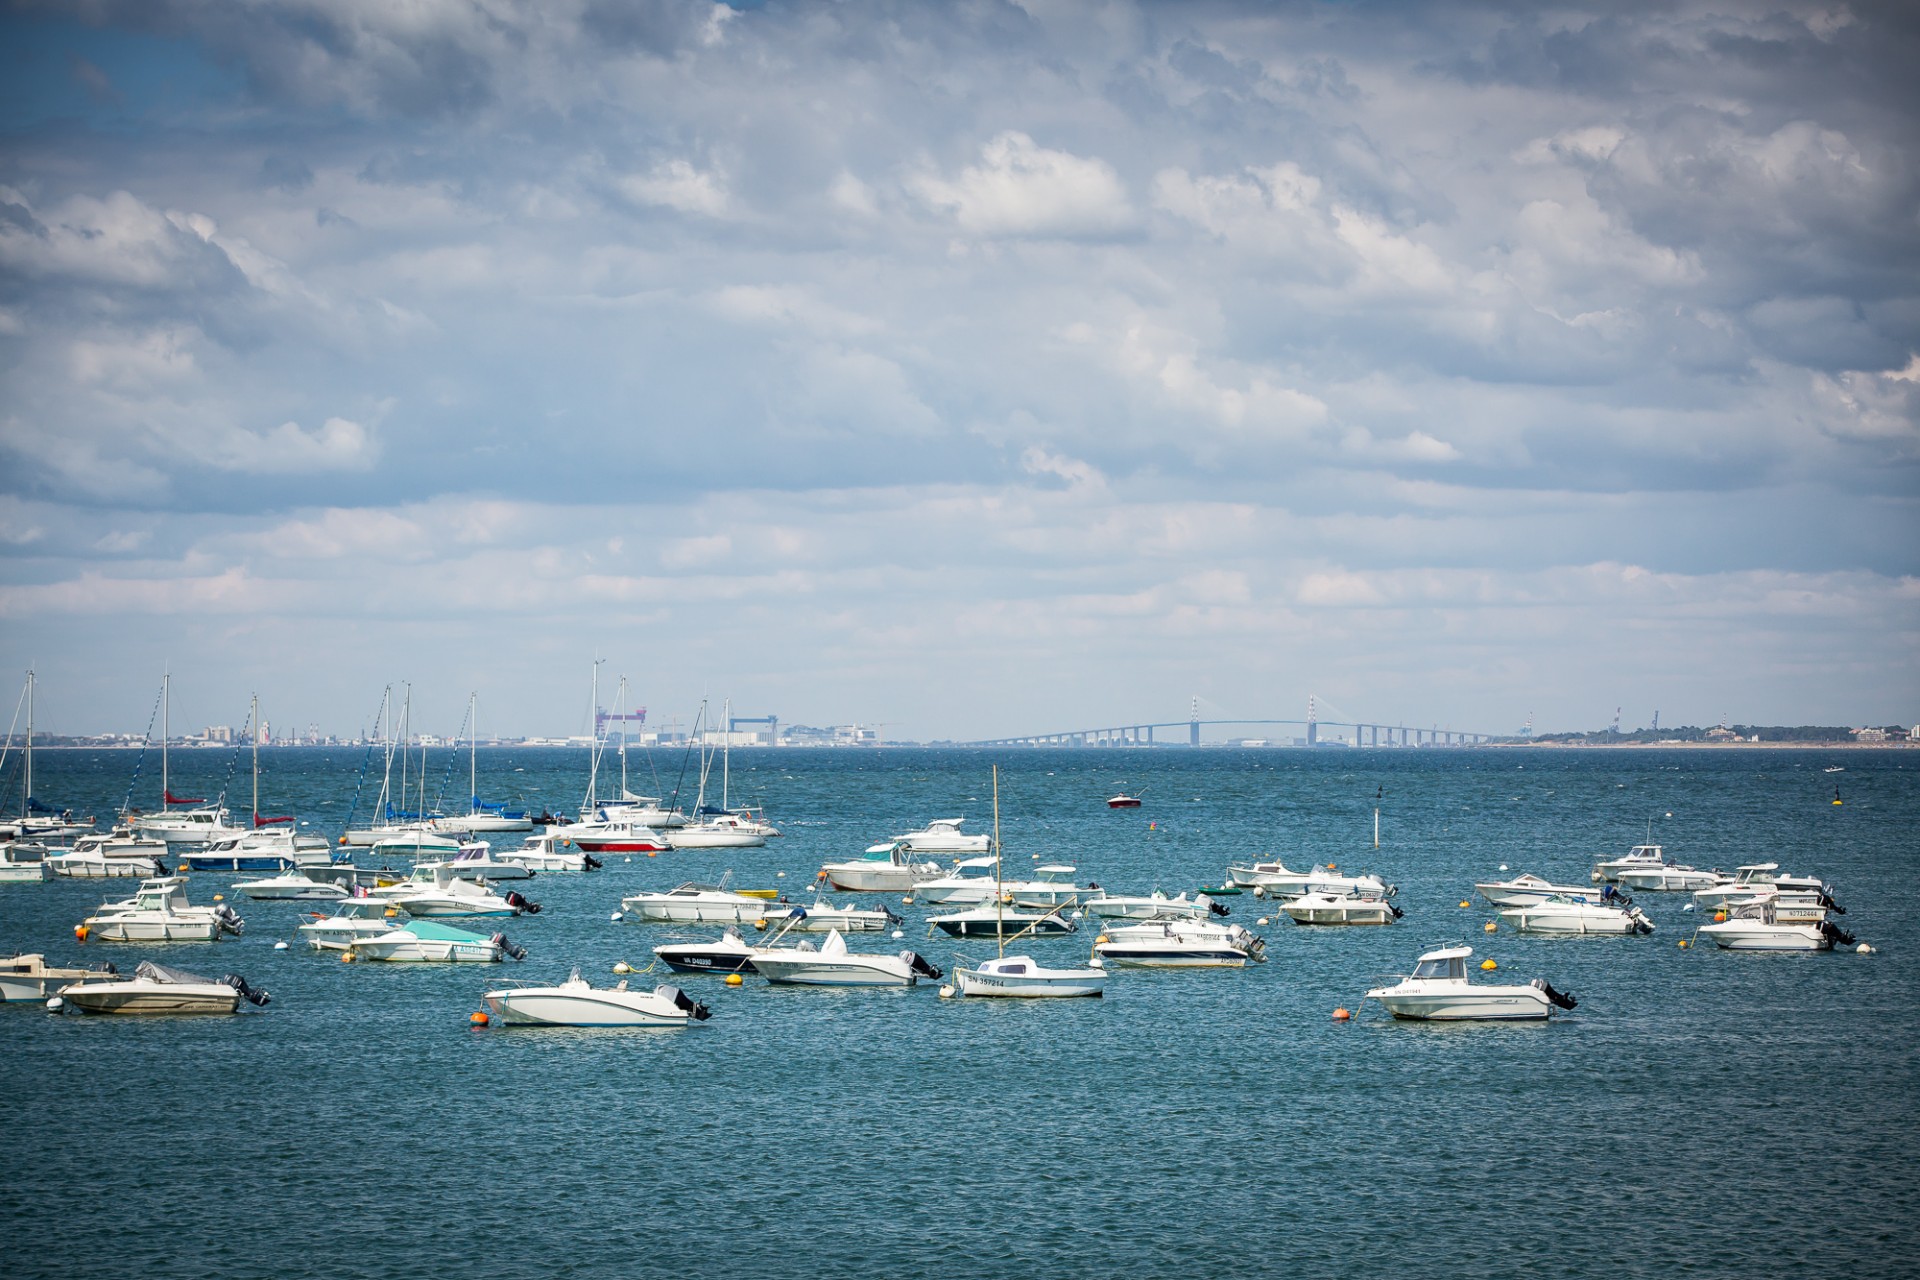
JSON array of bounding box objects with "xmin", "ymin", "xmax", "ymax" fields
[
  {"xmin": 1713, "ymin": 911, "xmax": 1727, "ymax": 923},
  {"xmin": 74, "ymin": 924, "xmax": 88, "ymax": 943},
  {"xmin": 647, "ymin": 850, "xmax": 657, "ymax": 857},
  {"xmin": 1332, "ymin": 1007, "xmax": 1352, "ymax": 1021},
  {"xmin": 469, "ymin": 1011, "xmax": 490, "ymax": 1027}
]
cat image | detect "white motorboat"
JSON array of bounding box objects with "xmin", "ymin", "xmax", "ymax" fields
[
  {"xmin": 54, "ymin": 960, "xmax": 269, "ymax": 1015},
  {"xmin": 78, "ymin": 877, "xmax": 244, "ymax": 942},
  {"xmin": 667, "ymin": 814, "xmax": 769, "ymax": 849},
  {"xmin": 1003, "ymin": 864, "xmax": 1100, "ymax": 908},
  {"xmin": 819, "ymin": 842, "xmax": 944, "ymax": 892},
  {"xmin": 0, "ymin": 840, "xmax": 50, "ymax": 882},
  {"xmin": 749, "ymin": 928, "xmax": 942, "ymax": 987},
  {"xmin": 1590, "ymin": 843, "xmax": 1668, "ymax": 883},
  {"xmin": 483, "ymin": 971, "xmax": 711, "ymax": 1027},
  {"xmin": 954, "ymin": 955, "xmax": 1107, "ymax": 998},
  {"xmin": 1092, "ymin": 920, "xmax": 1264, "ymax": 967},
  {"xmin": 134, "ymin": 804, "xmax": 243, "ymax": 847},
  {"xmin": 653, "ymin": 925, "xmax": 762, "ymax": 975},
  {"xmin": 414, "ymin": 842, "xmax": 535, "ymax": 881},
  {"xmin": 1613, "ymin": 861, "xmax": 1723, "ymax": 892},
  {"xmin": 349, "ymin": 921, "xmax": 525, "ymax": 963},
  {"xmin": 68, "ymin": 825, "xmax": 169, "ymax": 862},
  {"xmin": 44, "ymin": 847, "xmax": 164, "ymax": 879},
  {"xmin": 756, "ymin": 899, "xmax": 901, "ymax": 933},
  {"xmin": 913, "ymin": 857, "xmax": 1000, "ymax": 905},
  {"xmin": 185, "ymin": 826, "xmax": 335, "ymax": 872},
  {"xmin": 1475, "ymin": 872, "xmax": 1600, "ymax": 908},
  {"xmin": 1695, "ymin": 875, "xmax": 1843, "ymax": 920},
  {"xmin": 602, "ymin": 793, "xmax": 688, "ymax": 829},
  {"xmin": 1084, "ymin": 890, "xmax": 1228, "ymax": 921},
  {"xmin": 232, "ymin": 869, "xmax": 349, "ymax": 901},
  {"xmin": 621, "ymin": 880, "xmax": 788, "ymax": 925},
  {"xmin": 1364, "ymin": 946, "xmax": 1576, "ymax": 1021},
  {"xmin": 549, "ymin": 818, "xmax": 669, "ymax": 855},
  {"xmin": 1699, "ymin": 901, "xmax": 1855, "ymax": 951},
  {"xmin": 494, "ymin": 834, "xmax": 599, "ymax": 873},
  {"xmin": 382, "ymin": 866, "xmax": 539, "ymax": 918},
  {"xmin": 1225, "ymin": 860, "xmax": 1392, "ymax": 901},
  {"xmin": 890, "ymin": 818, "xmax": 990, "ymax": 854},
  {"xmin": 0, "ymin": 953, "xmax": 120, "ymax": 1002},
  {"xmin": 1500, "ymin": 895, "xmax": 1655, "ymax": 935},
  {"xmin": 1281, "ymin": 890, "xmax": 1404, "ymax": 926},
  {"xmin": 299, "ymin": 898, "xmax": 406, "ymax": 951},
  {"xmin": 929, "ymin": 903, "xmax": 1077, "ymax": 938},
  {"xmin": 369, "ymin": 830, "xmax": 465, "ymax": 861},
  {"xmin": 1690, "ymin": 863, "xmax": 1784, "ymax": 909}
]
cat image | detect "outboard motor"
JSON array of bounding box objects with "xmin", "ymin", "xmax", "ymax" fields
[
  {"xmin": 490, "ymin": 932, "xmax": 528, "ymax": 961},
  {"xmin": 1208, "ymin": 900, "xmax": 1231, "ymax": 917},
  {"xmin": 1388, "ymin": 903, "xmax": 1406, "ymax": 920},
  {"xmin": 1630, "ymin": 908, "xmax": 1655, "ymax": 935},
  {"xmin": 583, "ymin": 855, "xmax": 603, "ymax": 870},
  {"xmin": 883, "ymin": 905, "xmax": 904, "ymax": 925},
  {"xmin": 504, "ymin": 890, "xmax": 542, "ymax": 915},
  {"xmin": 1820, "ymin": 920, "xmax": 1856, "ymax": 948},
  {"xmin": 214, "ymin": 904, "xmax": 245, "ymax": 936},
  {"xmin": 658, "ymin": 984, "xmax": 713, "ymax": 1021},
  {"xmin": 1532, "ymin": 978, "xmax": 1577, "ymax": 1011},
  {"xmin": 905, "ymin": 952, "xmax": 943, "ymax": 981},
  {"xmin": 221, "ymin": 974, "xmax": 271, "ymax": 1007},
  {"xmin": 1819, "ymin": 886, "xmax": 1846, "ymax": 915}
]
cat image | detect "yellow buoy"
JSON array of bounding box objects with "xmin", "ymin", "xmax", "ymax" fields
[
  {"xmin": 1480, "ymin": 958, "xmax": 1498, "ymax": 971},
  {"xmin": 724, "ymin": 973, "xmax": 744, "ymax": 987},
  {"xmin": 1332, "ymin": 1007, "xmax": 1352, "ymax": 1021},
  {"xmin": 612, "ymin": 961, "xmax": 632, "ymax": 975},
  {"xmin": 212, "ymin": 894, "xmax": 224, "ymax": 902},
  {"xmin": 754, "ymin": 918, "xmax": 768, "ymax": 930},
  {"xmin": 341, "ymin": 951, "xmax": 356, "ymax": 962},
  {"xmin": 1483, "ymin": 921, "xmax": 1498, "ymax": 933},
  {"xmin": 1459, "ymin": 900, "xmax": 1471, "ymax": 909},
  {"xmin": 1677, "ymin": 939, "xmax": 1690, "ymax": 949},
  {"xmin": 469, "ymin": 1011, "xmax": 489, "ymax": 1027}
]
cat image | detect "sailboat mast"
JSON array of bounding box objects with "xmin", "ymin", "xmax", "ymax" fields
[
  {"xmin": 722, "ymin": 697, "xmax": 731, "ymax": 812},
  {"xmin": 469, "ymin": 692, "xmax": 478, "ymax": 817},
  {"xmin": 993, "ymin": 764, "xmax": 1004, "ymax": 958},
  {"xmin": 250, "ymin": 692, "xmax": 259, "ymax": 826},
  {"xmin": 584, "ymin": 659, "xmax": 604, "ymax": 814},
  {"xmin": 160, "ymin": 669, "xmax": 169, "ymax": 811},
  {"xmin": 616, "ymin": 676, "xmax": 629, "ymax": 800},
  {"xmin": 23, "ymin": 668, "xmax": 32, "ymax": 819},
  {"xmin": 399, "ymin": 684, "xmax": 411, "ymax": 826}
]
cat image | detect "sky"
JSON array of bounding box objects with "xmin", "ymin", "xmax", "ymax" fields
[{"xmin": 0, "ymin": 0, "xmax": 1916, "ymax": 743}]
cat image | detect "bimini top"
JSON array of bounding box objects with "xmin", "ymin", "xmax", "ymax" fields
[{"xmin": 1414, "ymin": 945, "xmax": 1475, "ymax": 964}]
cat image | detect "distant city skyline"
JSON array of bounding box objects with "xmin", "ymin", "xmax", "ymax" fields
[{"xmin": 2, "ymin": 3, "xmax": 1915, "ymax": 739}]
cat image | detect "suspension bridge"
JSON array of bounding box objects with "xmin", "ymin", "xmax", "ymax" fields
[{"xmin": 960, "ymin": 696, "xmax": 1497, "ymax": 748}]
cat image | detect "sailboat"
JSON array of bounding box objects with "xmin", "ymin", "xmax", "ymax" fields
[
  {"xmin": 344, "ymin": 685, "xmax": 436, "ymax": 847},
  {"xmin": 432, "ymin": 693, "xmax": 533, "ymax": 835},
  {"xmin": 668, "ymin": 699, "xmax": 772, "ymax": 848},
  {"xmin": 951, "ymin": 767, "xmax": 1108, "ymax": 999},
  {"xmin": 130, "ymin": 671, "xmax": 241, "ymax": 847},
  {"xmin": 3, "ymin": 670, "xmax": 94, "ymax": 839},
  {"xmin": 183, "ymin": 695, "xmax": 332, "ymax": 872}
]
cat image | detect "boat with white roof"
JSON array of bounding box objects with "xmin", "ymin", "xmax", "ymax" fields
[
  {"xmin": 1092, "ymin": 919, "xmax": 1264, "ymax": 967},
  {"xmin": 1281, "ymin": 890, "xmax": 1403, "ymax": 926},
  {"xmin": 349, "ymin": 920, "xmax": 526, "ymax": 963},
  {"xmin": 622, "ymin": 879, "xmax": 790, "ymax": 925},
  {"xmin": 653, "ymin": 925, "xmax": 762, "ymax": 975},
  {"xmin": 0, "ymin": 953, "xmax": 121, "ymax": 1002},
  {"xmin": 891, "ymin": 818, "xmax": 990, "ymax": 854},
  {"xmin": 819, "ymin": 842, "xmax": 944, "ymax": 893},
  {"xmin": 1084, "ymin": 890, "xmax": 1229, "ymax": 921},
  {"xmin": 1365, "ymin": 946, "xmax": 1576, "ymax": 1021},
  {"xmin": 748, "ymin": 928, "xmax": 943, "ymax": 987},
  {"xmin": 1226, "ymin": 860, "xmax": 1392, "ymax": 901},
  {"xmin": 78, "ymin": 876, "xmax": 244, "ymax": 942}
]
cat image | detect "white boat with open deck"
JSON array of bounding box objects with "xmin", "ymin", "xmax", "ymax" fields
[
  {"xmin": 1475, "ymin": 872, "xmax": 1600, "ymax": 908},
  {"xmin": 0, "ymin": 953, "xmax": 120, "ymax": 1002},
  {"xmin": 381, "ymin": 865, "xmax": 539, "ymax": 918},
  {"xmin": 1500, "ymin": 895, "xmax": 1655, "ymax": 935},
  {"xmin": 0, "ymin": 840, "xmax": 49, "ymax": 883},
  {"xmin": 483, "ymin": 970, "xmax": 711, "ymax": 1027},
  {"xmin": 1591, "ymin": 843, "xmax": 1668, "ymax": 884},
  {"xmin": 1226, "ymin": 860, "xmax": 1392, "ymax": 901},
  {"xmin": 299, "ymin": 898, "xmax": 404, "ymax": 951},
  {"xmin": 414, "ymin": 842, "xmax": 534, "ymax": 881},
  {"xmin": 44, "ymin": 846, "xmax": 163, "ymax": 879},
  {"xmin": 349, "ymin": 920, "xmax": 525, "ymax": 963},
  {"xmin": 755, "ymin": 899, "xmax": 900, "ymax": 933},
  {"xmin": 913, "ymin": 857, "xmax": 998, "ymax": 905},
  {"xmin": 819, "ymin": 842, "xmax": 944, "ymax": 893},
  {"xmin": 1003, "ymin": 864, "xmax": 1099, "ymax": 908},
  {"xmin": 493, "ymin": 833, "xmax": 597, "ymax": 873},
  {"xmin": 749, "ymin": 928, "xmax": 943, "ymax": 987},
  {"xmin": 622, "ymin": 878, "xmax": 788, "ymax": 925},
  {"xmin": 1364, "ymin": 945, "xmax": 1576, "ymax": 1021},
  {"xmin": 1699, "ymin": 899, "xmax": 1855, "ymax": 951},
  {"xmin": 54, "ymin": 960, "xmax": 269, "ymax": 1015},
  {"xmin": 1084, "ymin": 890, "xmax": 1229, "ymax": 922},
  {"xmin": 1092, "ymin": 919, "xmax": 1264, "ymax": 967},
  {"xmin": 1281, "ymin": 890, "xmax": 1403, "ymax": 926},
  {"xmin": 667, "ymin": 813, "xmax": 769, "ymax": 849},
  {"xmin": 653, "ymin": 925, "xmax": 762, "ymax": 975},
  {"xmin": 892, "ymin": 818, "xmax": 990, "ymax": 854},
  {"xmin": 930, "ymin": 903, "xmax": 1077, "ymax": 938},
  {"xmin": 231, "ymin": 869, "xmax": 349, "ymax": 901},
  {"xmin": 1613, "ymin": 861, "xmax": 1723, "ymax": 892}
]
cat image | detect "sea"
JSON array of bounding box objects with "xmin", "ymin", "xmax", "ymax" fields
[{"xmin": 2, "ymin": 745, "xmax": 1915, "ymax": 1280}]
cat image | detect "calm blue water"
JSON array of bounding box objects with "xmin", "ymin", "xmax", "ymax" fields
[{"xmin": 3, "ymin": 747, "xmax": 1915, "ymax": 1279}]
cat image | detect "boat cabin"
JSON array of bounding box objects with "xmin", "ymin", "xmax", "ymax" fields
[{"xmin": 1410, "ymin": 948, "xmax": 1471, "ymax": 982}]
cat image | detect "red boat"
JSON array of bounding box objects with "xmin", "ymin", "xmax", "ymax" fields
[
  {"xmin": 553, "ymin": 819, "xmax": 670, "ymax": 854},
  {"xmin": 1106, "ymin": 794, "xmax": 1143, "ymax": 809}
]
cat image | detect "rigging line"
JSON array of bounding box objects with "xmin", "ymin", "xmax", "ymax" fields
[
  {"xmin": 0, "ymin": 674, "xmax": 27, "ymax": 782},
  {"xmin": 339, "ymin": 686, "xmax": 392, "ymax": 838},
  {"xmin": 117, "ymin": 679, "xmax": 166, "ymax": 818},
  {"xmin": 430, "ymin": 697, "xmax": 474, "ymax": 813}
]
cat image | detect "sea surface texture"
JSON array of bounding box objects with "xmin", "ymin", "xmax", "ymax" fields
[{"xmin": 3, "ymin": 746, "xmax": 1914, "ymax": 1279}]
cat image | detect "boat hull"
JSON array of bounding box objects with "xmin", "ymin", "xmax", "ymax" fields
[
  {"xmin": 1698, "ymin": 923, "xmax": 1832, "ymax": 951},
  {"xmin": 59, "ymin": 982, "xmax": 240, "ymax": 1014},
  {"xmin": 954, "ymin": 964, "xmax": 1105, "ymax": 998},
  {"xmin": 1371, "ymin": 992, "xmax": 1552, "ymax": 1020},
  {"xmin": 482, "ymin": 989, "xmax": 693, "ymax": 1027},
  {"xmin": 751, "ymin": 958, "xmax": 918, "ymax": 986},
  {"xmin": 653, "ymin": 946, "xmax": 759, "ymax": 975},
  {"xmin": 931, "ymin": 916, "xmax": 1073, "ymax": 938},
  {"xmin": 1092, "ymin": 945, "xmax": 1247, "ymax": 968},
  {"xmin": 81, "ymin": 916, "xmax": 222, "ymax": 942}
]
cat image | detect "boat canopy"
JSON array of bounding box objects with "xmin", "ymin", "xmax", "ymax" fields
[
  {"xmin": 1035, "ymin": 864, "xmax": 1076, "ymax": 876},
  {"xmin": 135, "ymin": 960, "xmax": 212, "ymax": 985}
]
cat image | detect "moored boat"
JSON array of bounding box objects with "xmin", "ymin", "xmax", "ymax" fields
[
  {"xmin": 483, "ymin": 971, "xmax": 710, "ymax": 1026},
  {"xmin": 55, "ymin": 960, "xmax": 269, "ymax": 1015},
  {"xmin": 1364, "ymin": 946, "xmax": 1575, "ymax": 1021}
]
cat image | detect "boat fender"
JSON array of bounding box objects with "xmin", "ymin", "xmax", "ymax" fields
[
  {"xmin": 1856, "ymin": 942, "xmax": 1874, "ymax": 954},
  {"xmin": 46, "ymin": 996, "xmax": 63, "ymax": 1012}
]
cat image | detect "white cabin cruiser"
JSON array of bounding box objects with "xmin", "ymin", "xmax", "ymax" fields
[
  {"xmin": 54, "ymin": 960, "xmax": 269, "ymax": 1015},
  {"xmin": 349, "ymin": 920, "xmax": 525, "ymax": 963},
  {"xmin": 1475, "ymin": 872, "xmax": 1599, "ymax": 908},
  {"xmin": 928, "ymin": 903, "xmax": 1076, "ymax": 938},
  {"xmin": 484, "ymin": 971, "xmax": 711, "ymax": 1027},
  {"xmin": 1226, "ymin": 860, "xmax": 1392, "ymax": 901},
  {"xmin": 1281, "ymin": 890, "xmax": 1403, "ymax": 926},
  {"xmin": 756, "ymin": 899, "xmax": 901, "ymax": 933},
  {"xmin": 78, "ymin": 877, "xmax": 244, "ymax": 942},
  {"xmin": 0, "ymin": 954, "xmax": 120, "ymax": 1002},
  {"xmin": 1092, "ymin": 919, "xmax": 1264, "ymax": 967},
  {"xmin": 132, "ymin": 804, "xmax": 241, "ymax": 847},
  {"xmin": 653, "ymin": 926, "xmax": 762, "ymax": 975},
  {"xmin": 890, "ymin": 818, "xmax": 990, "ymax": 854},
  {"xmin": 0, "ymin": 840, "xmax": 50, "ymax": 883},
  {"xmin": 819, "ymin": 842, "xmax": 944, "ymax": 893},
  {"xmin": 666, "ymin": 815, "xmax": 768, "ymax": 849},
  {"xmin": 1613, "ymin": 861, "xmax": 1723, "ymax": 892},
  {"xmin": 622, "ymin": 881, "xmax": 788, "ymax": 925},
  {"xmin": 44, "ymin": 847, "xmax": 164, "ymax": 879},
  {"xmin": 550, "ymin": 817, "xmax": 669, "ymax": 855},
  {"xmin": 954, "ymin": 955, "xmax": 1107, "ymax": 998},
  {"xmin": 414, "ymin": 842, "xmax": 535, "ymax": 881},
  {"xmin": 231, "ymin": 869, "xmax": 349, "ymax": 901},
  {"xmin": 368, "ymin": 830, "xmax": 464, "ymax": 861},
  {"xmin": 1084, "ymin": 891, "xmax": 1229, "ymax": 922},
  {"xmin": 1364, "ymin": 946, "xmax": 1576, "ymax": 1021},
  {"xmin": 1689, "ymin": 863, "xmax": 1784, "ymax": 910},
  {"xmin": 494, "ymin": 834, "xmax": 599, "ymax": 873},
  {"xmin": 1500, "ymin": 895, "xmax": 1655, "ymax": 935},
  {"xmin": 1590, "ymin": 844, "xmax": 1668, "ymax": 883},
  {"xmin": 1699, "ymin": 901, "xmax": 1855, "ymax": 951},
  {"xmin": 1003, "ymin": 865, "xmax": 1099, "ymax": 908},
  {"xmin": 913, "ymin": 857, "xmax": 999, "ymax": 905},
  {"xmin": 299, "ymin": 898, "xmax": 405, "ymax": 951},
  {"xmin": 749, "ymin": 929, "xmax": 942, "ymax": 987},
  {"xmin": 381, "ymin": 866, "xmax": 539, "ymax": 918},
  {"xmin": 185, "ymin": 826, "xmax": 335, "ymax": 872},
  {"xmin": 69, "ymin": 826, "xmax": 168, "ymax": 862},
  {"xmin": 601, "ymin": 793, "xmax": 689, "ymax": 829}
]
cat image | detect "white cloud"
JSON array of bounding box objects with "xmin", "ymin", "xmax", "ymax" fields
[
  {"xmin": 911, "ymin": 131, "xmax": 1132, "ymax": 237},
  {"xmin": 619, "ymin": 159, "xmax": 731, "ymax": 218},
  {"xmin": 218, "ymin": 417, "xmax": 380, "ymax": 474}
]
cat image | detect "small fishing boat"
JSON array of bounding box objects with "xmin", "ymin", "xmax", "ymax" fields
[
  {"xmin": 913, "ymin": 857, "xmax": 1000, "ymax": 905},
  {"xmin": 382, "ymin": 866, "xmax": 539, "ymax": 918},
  {"xmin": 653, "ymin": 925, "xmax": 762, "ymax": 975},
  {"xmin": 1002, "ymin": 864, "xmax": 1099, "ymax": 908},
  {"xmin": 1613, "ymin": 861, "xmax": 1723, "ymax": 892},
  {"xmin": 1225, "ymin": 860, "xmax": 1393, "ymax": 900},
  {"xmin": 889, "ymin": 818, "xmax": 990, "ymax": 853},
  {"xmin": 551, "ymin": 818, "xmax": 671, "ymax": 855},
  {"xmin": 0, "ymin": 840, "xmax": 50, "ymax": 883},
  {"xmin": 666, "ymin": 814, "xmax": 768, "ymax": 849},
  {"xmin": 1084, "ymin": 890, "xmax": 1228, "ymax": 921},
  {"xmin": 78, "ymin": 877, "xmax": 244, "ymax": 942},
  {"xmin": 1475, "ymin": 872, "xmax": 1599, "ymax": 908},
  {"xmin": 0, "ymin": 954, "xmax": 120, "ymax": 1002},
  {"xmin": 755, "ymin": 899, "xmax": 900, "ymax": 933},
  {"xmin": 414, "ymin": 842, "xmax": 535, "ymax": 881},
  {"xmin": 954, "ymin": 955, "xmax": 1107, "ymax": 998},
  {"xmin": 818, "ymin": 842, "xmax": 944, "ymax": 892},
  {"xmin": 1699, "ymin": 900, "xmax": 1855, "ymax": 951},
  {"xmin": 622, "ymin": 880, "xmax": 789, "ymax": 924},
  {"xmin": 1500, "ymin": 895, "xmax": 1655, "ymax": 935},
  {"xmin": 231, "ymin": 869, "xmax": 349, "ymax": 901},
  {"xmin": 184, "ymin": 826, "xmax": 336, "ymax": 872},
  {"xmin": 1092, "ymin": 919, "xmax": 1264, "ymax": 967},
  {"xmin": 929, "ymin": 903, "xmax": 1077, "ymax": 938},
  {"xmin": 749, "ymin": 929, "xmax": 943, "ymax": 987},
  {"xmin": 1106, "ymin": 794, "xmax": 1143, "ymax": 809},
  {"xmin": 1281, "ymin": 890, "xmax": 1403, "ymax": 926},
  {"xmin": 483, "ymin": 971, "xmax": 711, "ymax": 1027},
  {"xmin": 494, "ymin": 834, "xmax": 600, "ymax": 873},
  {"xmin": 55, "ymin": 961, "xmax": 269, "ymax": 1015},
  {"xmin": 299, "ymin": 898, "xmax": 405, "ymax": 951},
  {"xmin": 350, "ymin": 921, "xmax": 525, "ymax": 963},
  {"xmin": 1590, "ymin": 843, "xmax": 1668, "ymax": 884},
  {"xmin": 44, "ymin": 848, "xmax": 164, "ymax": 879},
  {"xmin": 1364, "ymin": 946, "xmax": 1575, "ymax": 1021}
]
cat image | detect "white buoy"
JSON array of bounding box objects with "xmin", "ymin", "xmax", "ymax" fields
[
  {"xmin": 613, "ymin": 961, "xmax": 632, "ymax": 975},
  {"xmin": 46, "ymin": 996, "xmax": 63, "ymax": 1012},
  {"xmin": 892, "ymin": 930, "xmax": 904, "ymax": 940},
  {"xmin": 1856, "ymin": 942, "xmax": 1874, "ymax": 954},
  {"xmin": 624, "ymin": 857, "xmax": 632, "ymax": 863},
  {"xmin": 1088, "ymin": 956, "xmax": 1105, "ymax": 969},
  {"xmin": 902, "ymin": 896, "xmax": 913, "ymax": 905},
  {"xmin": 938, "ymin": 985, "xmax": 955, "ymax": 999},
  {"xmin": 1251, "ymin": 886, "xmax": 1265, "ymax": 899},
  {"xmin": 1682, "ymin": 903, "xmax": 1695, "ymax": 912},
  {"xmin": 609, "ymin": 911, "xmax": 623, "ymax": 922},
  {"xmin": 1498, "ymin": 864, "xmax": 1509, "ymax": 872},
  {"xmin": 273, "ymin": 940, "xmax": 290, "ymax": 950},
  {"xmin": 1255, "ymin": 916, "xmax": 1269, "ymax": 926},
  {"xmin": 776, "ymin": 870, "xmax": 786, "ymax": 878}
]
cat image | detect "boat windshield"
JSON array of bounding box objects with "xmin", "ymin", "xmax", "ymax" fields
[{"xmin": 1411, "ymin": 956, "xmax": 1466, "ymax": 981}]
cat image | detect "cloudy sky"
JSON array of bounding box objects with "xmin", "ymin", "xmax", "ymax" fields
[{"xmin": 1, "ymin": 0, "xmax": 1915, "ymax": 742}]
